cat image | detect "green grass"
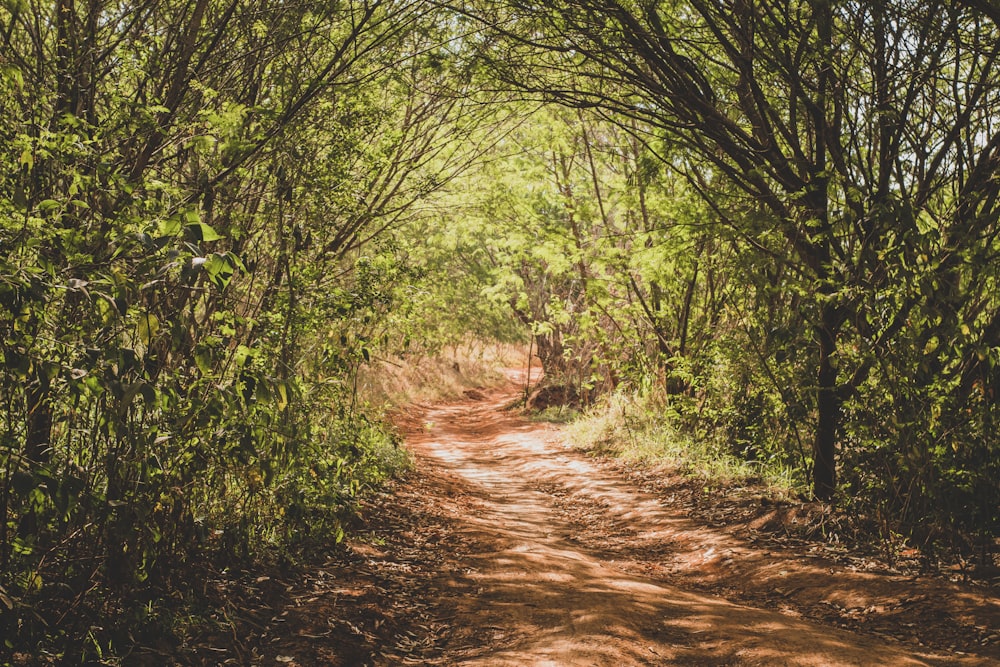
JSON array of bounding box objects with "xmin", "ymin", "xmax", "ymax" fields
[
  {"xmin": 561, "ymin": 391, "xmax": 799, "ymax": 495},
  {"xmin": 528, "ymin": 405, "xmax": 581, "ymax": 423}
]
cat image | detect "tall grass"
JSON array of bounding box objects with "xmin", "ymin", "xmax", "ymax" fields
[
  {"xmin": 561, "ymin": 390, "xmax": 800, "ymax": 496},
  {"xmin": 356, "ymin": 340, "xmax": 524, "ymax": 410}
]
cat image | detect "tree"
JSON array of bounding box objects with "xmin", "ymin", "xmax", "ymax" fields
[
  {"xmin": 460, "ymin": 0, "xmax": 1000, "ymax": 505},
  {"xmin": 0, "ymin": 0, "xmax": 496, "ymax": 654}
]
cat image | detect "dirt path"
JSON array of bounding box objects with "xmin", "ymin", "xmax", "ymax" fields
[{"xmin": 225, "ymin": 371, "xmax": 999, "ymax": 666}]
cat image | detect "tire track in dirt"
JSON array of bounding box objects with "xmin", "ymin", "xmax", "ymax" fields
[{"xmin": 403, "ymin": 370, "xmax": 998, "ymax": 666}]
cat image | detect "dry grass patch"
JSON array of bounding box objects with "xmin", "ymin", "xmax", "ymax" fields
[{"xmin": 356, "ymin": 341, "xmax": 525, "ymax": 411}]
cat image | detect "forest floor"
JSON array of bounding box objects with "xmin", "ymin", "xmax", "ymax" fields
[{"xmin": 180, "ymin": 369, "xmax": 1000, "ymax": 666}]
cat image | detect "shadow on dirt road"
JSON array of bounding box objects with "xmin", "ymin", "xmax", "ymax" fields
[{"xmin": 399, "ymin": 369, "xmax": 997, "ymax": 666}]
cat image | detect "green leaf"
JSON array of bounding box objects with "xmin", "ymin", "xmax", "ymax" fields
[
  {"xmin": 190, "ymin": 134, "xmax": 217, "ymax": 153},
  {"xmin": 923, "ymin": 336, "xmax": 939, "ymax": 355},
  {"xmin": 20, "ymin": 572, "xmax": 42, "ymax": 593},
  {"xmin": 234, "ymin": 344, "xmax": 254, "ymax": 367},
  {"xmin": 187, "ymin": 222, "xmax": 224, "ymax": 242},
  {"xmin": 160, "ymin": 216, "xmax": 182, "ymax": 236},
  {"xmin": 226, "ymin": 251, "xmax": 247, "ymax": 272},
  {"xmin": 18, "ymin": 147, "xmax": 32, "ymax": 170},
  {"xmin": 204, "ymin": 253, "xmax": 235, "ymax": 289},
  {"xmin": 255, "ymin": 379, "xmax": 272, "ymax": 402},
  {"xmin": 194, "ymin": 348, "xmax": 213, "ymax": 375},
  {"xmin": 138, "ymin": 313, "xmax": 160, "ymax": 345},
  {"xmin": 11, "ymin": 537, "xmax": 33, "ymax": 557},
  {"xmin": 2, "ymin": 63, "xmax": 24, "ymax": 89}
]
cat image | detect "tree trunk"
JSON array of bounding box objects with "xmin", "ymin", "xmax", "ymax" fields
[
  {"xmin": 813, "ymin": 305, "xmax": 841, "ymax": 500},
  {"xmin": 25, "ymin": 382, "xmax": 53, "ymax": 465}
]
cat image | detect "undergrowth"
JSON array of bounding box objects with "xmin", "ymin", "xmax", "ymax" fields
[
  {"xmin": 0, "ymin": 402, "xmax": 411, "ymax": 666},
  {"xmin": 560, "ymin": 390, "xmax": 801, "ymax": 497},
  {"xmin": 528, "ymin": 405, "xmax": 580, "ymax": 424},
  {"xmin": 555, "ymin": 390, "xmax": 1000, "ymax": 576}
]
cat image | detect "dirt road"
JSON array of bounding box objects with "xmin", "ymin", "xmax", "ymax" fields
[{"xmin": 242, "ymin": 371, "xmax": 999, "ymax": 666}]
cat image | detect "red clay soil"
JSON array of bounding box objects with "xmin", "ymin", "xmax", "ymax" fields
[{"xmin": 181, "ymin": 370, "xmax": 1000, "ymax": 666}]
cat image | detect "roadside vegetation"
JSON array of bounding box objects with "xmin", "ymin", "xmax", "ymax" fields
[
  {"xmin": 3, "ymin": 0, "xmax": 1000, "ymax": 661},
  {"xmin": 562, "ymin": 391, "xmax": 800, "ymax": 495}
]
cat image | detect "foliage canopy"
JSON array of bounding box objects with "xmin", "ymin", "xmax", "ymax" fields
[{"xmin": 2, "ymin": 0, "xmax": 1000, "ymax": 658}]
